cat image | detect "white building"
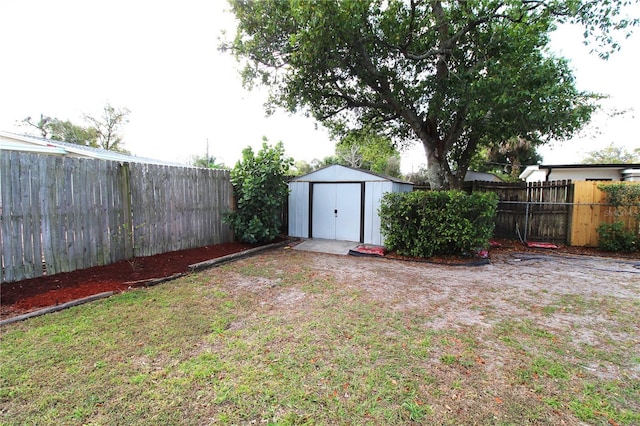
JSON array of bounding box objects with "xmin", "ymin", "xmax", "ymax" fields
[
  {"xmin": 0, "ymin": 130, "xmax": 184, "ymax": 166},
  {"xmin": 519, "ymin": 164, "xmax": 640, "ymax": 183},
  {"xmin": 288, "ymin": 165, "xmax": 413, "ymax": 245}
]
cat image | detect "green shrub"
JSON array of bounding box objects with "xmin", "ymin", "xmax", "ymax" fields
[
  {"xmin": 596, "ymin": 183, "xmax": 640, "ymax": 252},
  {"xmin": 379, "ymin": 190, "xmax": 498, "ymax": 257},
  {"xmin": 596, "ymin": 221, "xmax": 639, "ymax": 252},
  {"xmin": 224, "ymin": 140, "xmax": 293, "ymax": 243},
  {"xmin": 597, "ymin": 183, "xmax": 640, "ymax": 209}
]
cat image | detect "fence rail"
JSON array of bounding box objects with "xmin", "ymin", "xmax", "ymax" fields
[
  {"xmin": 463, "ymin": 180, "xmax": 573, "ymax": 243},
  {"xmin": 1, "ymin": 152, "xmax": 232, "ymax": 283},
  {"xmin": 463, "ymin": 180, "xmax": 640, "ymax": 246}
]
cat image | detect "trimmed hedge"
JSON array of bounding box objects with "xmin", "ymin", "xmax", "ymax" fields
[{"xmin": 379, "ymin": 190, "xmax": 498, "ymax": 258}]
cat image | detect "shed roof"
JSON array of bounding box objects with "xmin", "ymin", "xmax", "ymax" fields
[{"xmin": 291, "ymin": 164, "xmax": 412, "ymax": 184}]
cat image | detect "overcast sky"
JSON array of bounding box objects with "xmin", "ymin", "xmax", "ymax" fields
[{"xmin": 1, "ymin": 0, "xmax": 638, "ymax": 173}]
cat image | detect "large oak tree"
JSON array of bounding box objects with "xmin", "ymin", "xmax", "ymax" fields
[{"xmin": 225, "ymin": 0, "xmax": 636, "ymax": 188}]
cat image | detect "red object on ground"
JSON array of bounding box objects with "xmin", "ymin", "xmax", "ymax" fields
[
  {"xmin": 525, "ymin": 242, "xmax": 559, "ymax": 249},
  {"xmin": 1, "ymin": 241, "xmax": 262, "ymax": 319},
  {"xmin": 351, "ymin": 245, "xmax": 386, "ymax": 256},
  {"xmin": 489, "ymin": 240, "xmax": 502, "ymax": 249}
]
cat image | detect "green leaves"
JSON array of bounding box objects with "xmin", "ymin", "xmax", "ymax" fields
[
  {"xmin": 224, "ymin": 140, "xmax": 293, "ymax": 243},
  {"xmin": 597, "ymin": 221, "xmax": 639, "ymax": 252},
  {"xmin": 598, "ymin": 183, "xmax": 640, "ymax": 207},
  {"xmin": 226, "ymin": 0, "xmax": 637, "ymax": 188},
  {"xmin": 335, "ymin": 128, "xmax": 402, "ymax": 177},
  {"xmin": 596, "ymin": 183, "xmax": 640, "ymax": 252},
  {"xmin": 583, "ymin": 143, "xmax": 640, "ymax": 164},
  {"xmin": 379, "ymin": 190, "xmax": 498, "ymax": 257}
]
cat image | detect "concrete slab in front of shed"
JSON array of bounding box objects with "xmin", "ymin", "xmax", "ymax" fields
[{"xmin": 292, "ymin": 239, "xmax": 358, "ymax": 255}]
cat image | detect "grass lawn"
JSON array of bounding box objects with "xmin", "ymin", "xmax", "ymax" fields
[{"xmin": 1, "ymin": 248, "xmax": 639, "ymax": 425}]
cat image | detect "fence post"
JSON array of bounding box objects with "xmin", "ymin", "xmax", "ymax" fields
[
  {"xmin": 566, "ymin": 181, "xmax": 574, "ymax": 246},
  {"xmin": 524, "ymin": 202, "xmax": 530, "ymax": 242},
  {"xmin": 119, "ymin": 162, "xmax": 134, "ymax": 259}
]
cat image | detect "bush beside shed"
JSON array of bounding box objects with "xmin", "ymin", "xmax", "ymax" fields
[{"xmin": 288, "ymin": 165, "xmax": 413, "ymax": 245}]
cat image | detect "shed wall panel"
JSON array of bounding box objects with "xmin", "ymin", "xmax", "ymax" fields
[
  {"xmin": 364, "ymin": 182, "xmax": 391, "ymax": 245},
  {"xmin": 288, "ymin": 165, "xmax": 413, "ymax": 244},
  {"xmin": 392, "ymin": 182, "xmax": 414, "ymax": 194},
  {"xmin": 288, "ymin": 181, "xmax": 309, "ymax": 238}
]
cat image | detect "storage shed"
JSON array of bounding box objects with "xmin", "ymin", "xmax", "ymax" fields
[{"xmin": 288, "ymin": 165, "xmax": 413, "ymax": 245}]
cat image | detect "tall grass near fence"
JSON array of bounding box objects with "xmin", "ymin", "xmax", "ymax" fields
[{"xmin": 0, "ymin": 152, "xmax": 232, "ymax": 283}]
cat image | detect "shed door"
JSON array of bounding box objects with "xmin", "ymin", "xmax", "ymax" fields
[{"xmin": 312, "ymin": 183, "xmax": 362, "ymax": 242}]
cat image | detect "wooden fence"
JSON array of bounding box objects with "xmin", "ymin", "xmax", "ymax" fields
[
  {"xmin": 465, "ymin": 180, "xmax": 573, "ymax": 244},
  {"xmin": 571, "ymin": 181, "xmax": 639, "ymax": 247},
  {"xmin": 1, "ymin": 152, "xmax": 232, "ymax": 283}
]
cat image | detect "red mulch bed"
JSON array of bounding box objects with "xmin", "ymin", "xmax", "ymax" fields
[
  {"xmin": 1, "ymin": 241, "xmax": 266, "ymax": 320},
  {"xmin": 2, "ymin": 238, "xmax": 637, "ymax": 321},
  {"xmin": 489, "ymin": 238, "xmax": 640, "ymax": 259},
  {"xmin": 381, "ymin": 238, "xmax": 639, "ymax": 265}
]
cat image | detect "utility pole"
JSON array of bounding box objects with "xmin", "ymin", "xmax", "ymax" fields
[{"xmin": 206, "ymin": 138, "xmax": 210, "ymax": 168}]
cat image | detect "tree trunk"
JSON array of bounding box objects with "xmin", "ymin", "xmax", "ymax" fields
[{"xmin": 423, "ymin": 141, "xmax": 448, "ymax": 190}]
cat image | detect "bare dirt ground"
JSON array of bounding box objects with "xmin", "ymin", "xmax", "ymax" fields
[
  {"xmin": 2, "ymin": 239, "xmax": 638, "ymax": 321},
  {"xmin": 192, "ymin": 246, "xmax": 640, "ymax": 425},
  {"xmin": 330, "ymin": 250, "xmax": 636, "ymax": 333},
  {"xmin": 209, "ymin": 247, "xmax": 639, "ymax": 423},
  {"xmin": 220, "ymin": 247, "xmax": 640, "ymax": 382}
]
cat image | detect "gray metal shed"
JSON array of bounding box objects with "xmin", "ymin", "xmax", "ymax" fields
[{"xmin": 288, "ymin": 165, "xmax": 413, "ymax": 245}]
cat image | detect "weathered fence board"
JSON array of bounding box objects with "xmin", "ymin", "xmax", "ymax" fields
[
  {"xmin": 1, "ymin": 152, "xmax": 232, "ymax": 283},
  {"xmin": 21, "ymin": 155, "xmax": 40, "ymax": 279},
  {"xmin": 39, "ymin": 156, "xmax": 55, "ymax": 277},
  {"xmin": 2, "ymin": 153, "xmax": 19, "ymax": 281},
  {"xmin": 526, "ymin": 180, "xmax": 573, "ymax": 243},
  {"xmin": 465, "ymin": 180, "xmax": 572, "ymax": 244}
]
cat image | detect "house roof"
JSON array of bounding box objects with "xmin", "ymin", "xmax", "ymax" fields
[
  {"xmin": 463, "ymin": 171, "xmax": 503, "ymax": 182},
  {"xmin": 534, "ymin": 163, "xmax": 640, "ymax": 170},
  {"xmin": 519, "ymin": 163, "xmax": 640, "ymax": 181},
  {"xmin": 0, "ymin": 130, "xmax": 188, "ymax": 167},
  {"xmin": 292, "ymin": 164, "xmax": 413, "ymax": 184}
]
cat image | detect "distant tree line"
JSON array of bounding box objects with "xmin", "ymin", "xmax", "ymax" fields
[
  {"xmin": 292, "ymin": 128, "xmax": 402, "ymax": 178},
  {"xmin": 21, "ymin": 103, "xmax": 131, "ymax": 154}
]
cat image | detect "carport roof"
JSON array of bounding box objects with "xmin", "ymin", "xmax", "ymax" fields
[{"xmin": 0, "ymin": 130, "xmax": 187, "ymax": 167}]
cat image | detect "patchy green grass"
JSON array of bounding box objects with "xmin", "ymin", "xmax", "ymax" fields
[{"xmin": 1, "ymin": 250, "xmax": 639, "ymax": 425}]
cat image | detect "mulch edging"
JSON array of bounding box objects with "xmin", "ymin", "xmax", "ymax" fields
[
  {"xmin": 386, "ymin": 255, "xmax": 491, "ymax": 266},
  {"xmin": 0, "ymin": 240, "xmax": 294, "ymax": 327},
  {"xmin": 349, "ymin": 247, "xmax": 491, "ymax": 266},
  {"xmin": 0, "ymin": 292, "xmax": 115, "ymax": 327},
  {"xmin": 188, "ymin": 239, "xmax": 294, "ymax": 271}
]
